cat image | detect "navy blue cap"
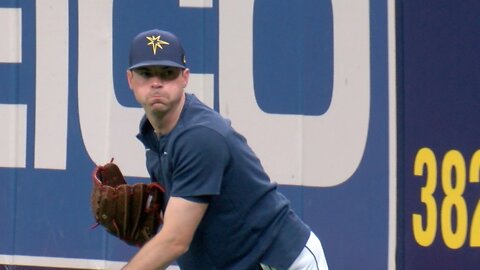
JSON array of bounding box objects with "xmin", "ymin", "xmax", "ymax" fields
[{"xmin": 128, "ymin": 29, "xmax": 187, "ymax": 69}]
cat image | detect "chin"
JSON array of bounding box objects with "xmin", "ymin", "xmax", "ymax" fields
[{"xmin": 151, "ymin": 105, "xmax": 169, "ymax": 114}]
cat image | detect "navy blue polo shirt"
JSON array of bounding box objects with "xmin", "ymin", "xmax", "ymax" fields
[{"xmin": 137, "ymin": 93, "xmax": 310, "ymax": 270}]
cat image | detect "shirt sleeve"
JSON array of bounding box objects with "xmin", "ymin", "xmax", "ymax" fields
[{"xmin": 169, "ymin": 126, "xmax": 230, "ymax": 199}]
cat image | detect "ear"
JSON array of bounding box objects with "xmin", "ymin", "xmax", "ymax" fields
[
  {"xmin": 126, "ymin": 70, "xmax": 134, "ymax": 89},
  {"xmin": 182, "ymin": 68, "xmax": 190, "ymax": 88}
]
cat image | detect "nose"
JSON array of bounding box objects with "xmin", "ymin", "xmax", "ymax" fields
[{"xmin": 150, "ymin": 76, "xmax": 163, "ymax": 87}]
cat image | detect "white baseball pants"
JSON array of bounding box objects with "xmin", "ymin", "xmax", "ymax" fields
[{"xmin": 260, "ymin": 231, "xmax": 329, "ymax": 270}]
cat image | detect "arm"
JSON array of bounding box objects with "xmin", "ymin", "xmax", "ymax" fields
[{"xmin": 122, "ymin": 196, "xmax": 208, "ymax": 270}]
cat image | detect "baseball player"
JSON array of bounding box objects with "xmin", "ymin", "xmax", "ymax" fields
[{"xmin": 122, "ymin": 29, "xmax": 329, "ymax": 270}]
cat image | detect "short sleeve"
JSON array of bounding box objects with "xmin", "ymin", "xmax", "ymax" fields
[{"xmin": 169, "ymin": 126, "xmax": 230, "ymax": 198}]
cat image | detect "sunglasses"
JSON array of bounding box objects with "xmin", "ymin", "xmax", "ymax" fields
[{"xmin": 132, "ymin": 67, "xmax": 182, "ymax": 81}]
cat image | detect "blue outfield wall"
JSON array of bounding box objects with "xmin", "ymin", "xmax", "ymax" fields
[
  {"xmin": 397, "ymin": 0, "xmax": 480, "ymax": 269},
  {"xmin": 0, "ymin": 1, "xmax": 392, "ymax": 269}
]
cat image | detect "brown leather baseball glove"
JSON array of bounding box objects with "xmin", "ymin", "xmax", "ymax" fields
[{"xmin": 90, "ymin": 159, "xmax": 164, "ymax": 246}]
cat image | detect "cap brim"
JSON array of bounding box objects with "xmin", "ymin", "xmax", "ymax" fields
[{"xmin": 128, "ymin": 60, "xmax": 186, "ymax": 70}]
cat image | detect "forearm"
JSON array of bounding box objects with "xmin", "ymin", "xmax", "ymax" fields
[
  {"xmin": 122, "ymin": 232, "xmax": 188, "ymax": 270},
  {"xmin": 123, "ymin": 197, "xmax": 208, "ymax": 270}
]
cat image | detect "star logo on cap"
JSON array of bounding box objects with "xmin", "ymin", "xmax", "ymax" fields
[{"xmin": 146, "ymin": 35, "xmax": 170, "ymax": 55}]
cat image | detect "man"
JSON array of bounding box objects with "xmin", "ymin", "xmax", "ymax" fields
[{"xmin": 123, "ymin": 29, "xmax": 329, "ymax": 270}]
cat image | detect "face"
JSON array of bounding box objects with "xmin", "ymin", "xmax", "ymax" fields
[{"xmin": 127, "ymin": 66, "xmax": 189, "ymax": 117}]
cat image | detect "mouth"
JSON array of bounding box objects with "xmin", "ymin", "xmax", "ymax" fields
[
  {"xmin": 149, "ymin": 92, "xmax": 167, "ymax": 100},
  {"xmin": 148, "ymin": 95, "xmax": 168, "ymax": 106}
]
